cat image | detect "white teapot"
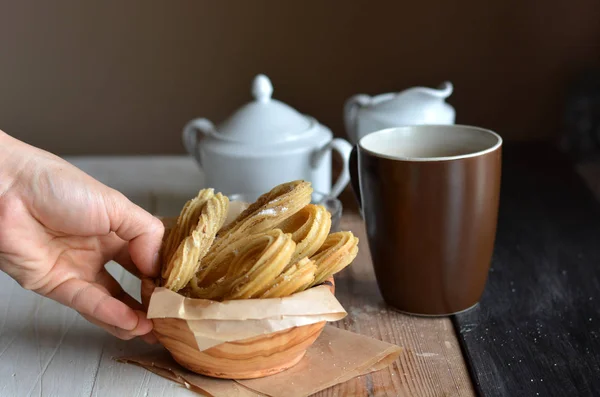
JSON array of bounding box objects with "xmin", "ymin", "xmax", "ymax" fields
[
  {"xmin": 183, "ymin": 74, "xmax": 353, "ymax": 200},
  {"xmin": 343, "ymin": 81, "xmax": 456, "ymax": 143}
]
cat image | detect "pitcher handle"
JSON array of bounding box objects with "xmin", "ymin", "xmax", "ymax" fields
[
  {"xmin": 327, "ymin": 138, "xmax": 353, "ymax": 198},
  {"xmin": 343, "ymin": 94, "xmax": 370, "ymax": 144},
  {"xmin": 182, "ymin": 118, "xmax": 215, "ymax": 167}
]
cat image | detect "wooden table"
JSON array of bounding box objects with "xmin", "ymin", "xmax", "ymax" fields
[
  {"xmin": 2, "ymin": 145, "xmax": 599, "ymax": 396},
  {"xmin": 0, "ymin": 154, "xmax": 474, "ymax": 396},
  {"xmin": 453, "ymin": 144, "xmax": 600, "ymax": 397}
]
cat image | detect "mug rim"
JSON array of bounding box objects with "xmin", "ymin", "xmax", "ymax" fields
[{"xmin": 358, "ymin": 124, "xmax": 503, "ymax": 162}]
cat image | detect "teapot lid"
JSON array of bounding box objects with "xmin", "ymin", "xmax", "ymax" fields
[{"xmin": 214, "ymin": 74, "xmax": 313, "ymax": 143}]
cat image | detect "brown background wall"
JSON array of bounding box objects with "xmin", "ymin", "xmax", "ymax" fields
[{"xmin": 0, "ymin": 0, "xmax": 599, "ymax": 155}]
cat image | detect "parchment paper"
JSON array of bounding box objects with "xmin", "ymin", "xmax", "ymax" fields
[
  {"xmin": 147, "ymin": 285, "xmax": 347, "ymax": 351},
  {"xmin": 118, "ymin": 326, "xmax": 402, "ymax": 397}
]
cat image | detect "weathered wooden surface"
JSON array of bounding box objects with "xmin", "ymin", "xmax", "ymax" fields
[
  {"xmin": 454, "ymin": 143, "xmax": 600, "ymax": 397},
  {"xmin": 0, "ymin": 156, "xmax": 477, "ymax": 396},
  {"xmin": 0, "ymin": 263, "xmax": 198, "ymax": 397}
]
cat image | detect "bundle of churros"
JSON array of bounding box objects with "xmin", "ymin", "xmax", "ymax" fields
[{"xmin": 157, "ymin": 180, "xmax": 359, "ymax": 301}]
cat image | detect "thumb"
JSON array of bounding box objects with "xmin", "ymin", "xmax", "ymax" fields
[{"xmin": 104, "ymin": 190, "xmax": 164, "ymax": 277}]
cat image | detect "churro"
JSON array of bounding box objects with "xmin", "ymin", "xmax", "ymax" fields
[
  {"xmin": 161, "ymin": 189, "xmax": 215, "ymax": 264},
  {"xmin": 309, "ymin": 231, "xmax": 359, "ymax": 287},
  {"xmin": 187, "ymin": 229, "xmax": 295, "ymax": 300},
  {"xmin": 260, "ymin": 257, "xmax": 317, "ymax": 298},
  {"xmin": 161, "ymin": 190, "xmax": 229, "ymax": 291},
  {"xmin": 158, "ymin": 180, "xmax": 359, "ymax": 300},
  {"xmin": 197, "ymin": 180, "xmax": 312, "ymax": 285},
  {"xmin": 276, "ymin": 204, "xmax": 331, "ymax": 267}
]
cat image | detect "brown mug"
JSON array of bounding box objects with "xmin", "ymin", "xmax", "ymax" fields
[{"xmin": 349, "ymin": 125, "xmax": 502, "ymax": 316}]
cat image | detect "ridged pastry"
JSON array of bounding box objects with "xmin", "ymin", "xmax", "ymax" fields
[
  {"xmin": 197, "ymin": 180, "xmax": 312, "ymax": 286},
  {"xmin": 309, "ymin": 231, "xmax": 359, "ymax": 287},
  {"xmin": 276, "ymin": 204, "xmax": 331, "ymax": 267},
  {"xmin": 188, "ymin": 229, "xmax": 295, "ymax": 300},
  {"xmin": 161, "ymin": 189, "xmax": 215, "ymax": 264},
  {"xmin": 156, "ymin": 180, "xmax": 360, "ymax": 301},
  {"xmin": 188, "ymin": 226, "xmax": 288, "ymax": 294},
  {"xmin": 260, "ymin": 257, "xmax": 317, "ymax": 298},
  {"xmin": 225, "ymin": 230, "xmax": 295, "ymax": 300},
  {"xmin": 218, "ymin": 180, "xmax": 313, "ymax": 236},
  {"xmin": 161, "ymin": 191, "xmax": 229, "ymax": 291}
]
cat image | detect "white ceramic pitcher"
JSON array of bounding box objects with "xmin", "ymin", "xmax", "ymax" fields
[
  {"xmin": 182, "ymin": 74, "xmax": 353, "ymax": 199},
  {"xmin": 344, "ymin": 81, "xmax": 456, "ymax": 143}
]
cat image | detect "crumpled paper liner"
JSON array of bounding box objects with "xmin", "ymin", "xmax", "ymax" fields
[
  {"xmin": 147, "ymin": 284, "xmax": 346, "ymax": 351},
  {"xmin": 118, "ymin": 326, "xmax": 402, "ymax": 397}
]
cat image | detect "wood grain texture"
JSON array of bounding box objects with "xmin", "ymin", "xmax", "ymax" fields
[
  {"xmin": 454, "ymin": 143, "xmax": 600, "ymax": 397},
  {"xmin": 0, "ymin": 263, "xmax": 198, "ymax": 397},
  {"xmin": 0, "ymin": 156, "xmax": 475, "ymax": 396}
]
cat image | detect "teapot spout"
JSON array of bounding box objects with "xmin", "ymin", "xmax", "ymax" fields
[{"xmin": 416, "ymin": 81, "xmax": 454, "ymax": 99}]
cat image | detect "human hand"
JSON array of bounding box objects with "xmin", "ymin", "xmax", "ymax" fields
[
  {"xmin": 141, "ymin": 277, "xmax": 157, "ymax": 311},
  {"xmin": 0, "ymin": 131, "xmax": 164, "ymax": 343}
]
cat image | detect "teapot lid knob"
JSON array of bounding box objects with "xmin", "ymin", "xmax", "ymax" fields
[{"xmin": 252, "ymin": 74, "xmax": 273, "ymax": 103}]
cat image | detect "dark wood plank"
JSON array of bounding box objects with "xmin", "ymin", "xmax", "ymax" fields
[{"xmin": 453, "ymin": 143, "xmax": 600, "ymax": 397}]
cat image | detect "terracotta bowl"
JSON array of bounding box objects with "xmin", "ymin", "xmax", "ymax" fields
[{"xmin": 142, "ymin": 277, "xmax": 335, "ymax": 379}]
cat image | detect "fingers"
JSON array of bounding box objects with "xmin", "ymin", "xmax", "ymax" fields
[
  {"xmin": 94, "ymin": 268, "xmax": 142, "ymax": 308},
  {"xmin": 46, "ymin": 277, "xmax": 153, "ymax": 337},
  {"xmin": 98, "ymin": 233, "xmax": 142, "ymax": 279},
  {"xmin": 80, "ymin": 310, "xmax": 157, "ymax": 343},
  {"xmin": 93, "ymin": 271, "xmax": 158, "ymax": 343},
  {"xmin": 140, "ymin": 277, "xmax": 156, "ymax": 310},
  {"xmin": 103, "ymin": 190, "xmax": 164, "ymax": 278}
]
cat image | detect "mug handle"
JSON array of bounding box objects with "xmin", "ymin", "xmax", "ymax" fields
[
  {"xmin": 328, "ymin": 138, "xmax": 353, "ymax": 198},
  {"xmin": 349, "ymin": 145, "xmax": 362, "ymax": 213},
  {"xmin": 182, "ymin": 118, "xmax": 215, "ymax": 167}
]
